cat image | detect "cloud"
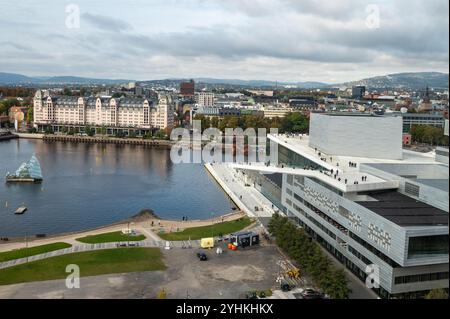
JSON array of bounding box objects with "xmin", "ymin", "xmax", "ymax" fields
[
  {"xmin": 82, "ymin": 13, "xmax": 133, "ymax": 33},
  {"xmin": 0, "ymin": 0, "xmax": 447, "ymax": 82}
]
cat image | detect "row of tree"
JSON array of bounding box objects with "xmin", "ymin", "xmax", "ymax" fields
[
  {"xmin": 43, "ymin": 125, "xmax": 169, "ymax": 140},
  {"xmin": 0, "ymin": 87, "xmax": 35, "ymax": 98},
  {"xmin": 193, "ymin": 112, "xmax": 309, "ymax": 133},
  {"xmin": 268, "ymin": 213, "xmax": 350, "ymax": 299},
  {"xmin": 410, "ymin": 125, "xmax": 448, "ymax": 146}
]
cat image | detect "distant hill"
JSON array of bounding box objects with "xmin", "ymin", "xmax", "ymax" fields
[
  {"xmin": 0, "ymin": 72, "xmax": 35, "ymax": 84},
  {"xmin": 1, "ymin": 71, "xmax": 448, "ymax": 90},
  {"xmin": 0, "ymin": 73, "xmax": 130, "ymax": 85},
  {"xmin": 193, "ymin": 78, "xmax": 328, "ymax": 88},
  {"xmin": 337, "ymin": 72, "xmax": 449, "ymax": 90}
]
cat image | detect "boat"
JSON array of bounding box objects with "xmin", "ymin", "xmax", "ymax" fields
[
  {"xmin": 15, "ymin": 206, "xmax": 27, "ymax": 214},
  {"xmin": 5, "ymin": 154, "xmax": 43, "ymax": 183}
]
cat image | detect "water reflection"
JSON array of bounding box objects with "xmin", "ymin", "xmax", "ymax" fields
[{"xmin": 0, "ymin": 139, "xmax": 233, "ymax": 237}]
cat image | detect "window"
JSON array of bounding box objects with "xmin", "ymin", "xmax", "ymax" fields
[
  {"xmin": 405, "ymin": 182, "xmax": 420, "ymax": 197},
  {"xmin": 408, "ymin": 235, "xmax": 449, "ymax": 258},
  {"xmin": 395, "ymin": 272, "xmax": 449, "ymax": 285}
]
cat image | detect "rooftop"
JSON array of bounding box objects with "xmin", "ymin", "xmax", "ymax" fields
[
  {"xmin": 357, "ymin": 191, "xmax": 448, "ymax": 227},
  {"xmin": 268, "ymin": 133, "xmax": 438, "ymax": 170}
]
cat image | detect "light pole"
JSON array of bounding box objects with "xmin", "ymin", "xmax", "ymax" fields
[
  {"xmin": 127, "ymin": 222, "xmax": 130, "ymax": 246},
  {"xmin": 25, "ymin": 231, "xmax": 28, "ymax": 263}
]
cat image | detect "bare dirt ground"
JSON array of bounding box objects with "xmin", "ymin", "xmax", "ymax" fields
[{"xmin": 0, "ymin": 243, "xmax": 284, "ymax": 299}]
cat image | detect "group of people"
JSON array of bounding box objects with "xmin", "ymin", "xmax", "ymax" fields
[{"xmin": 349, "ymin": 161, "xmax": 357, "ymax": 168}]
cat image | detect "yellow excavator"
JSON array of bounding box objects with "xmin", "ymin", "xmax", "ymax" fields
[{"xmin": 286, "ymin": 268, "xmax": 300, "ymax": 279}]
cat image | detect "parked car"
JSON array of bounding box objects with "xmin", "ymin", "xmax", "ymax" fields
[
  {"xmin": 197, "ymin": 252, "xmax": 208, "ymax": 261},
  {"xmin": 301, "ymin": 289, "xmax": 324, "ymax": 299}
]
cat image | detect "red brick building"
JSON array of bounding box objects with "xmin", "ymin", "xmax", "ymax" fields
[{"xmin": 180, "ymin": 80, "xmax": 195, "ymax": 97}]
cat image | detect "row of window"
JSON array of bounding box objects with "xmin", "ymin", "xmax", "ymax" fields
[
  {"xmin": 394, "ymin": 272, "xmax": 449, "ymax": 285},
  {"xmin": 287, "ymin": 185, "xmax": 401, "ymax": 268},
  {"xmin": 289, "ymin": 203, "xmax": 337, "ymax": 241}
]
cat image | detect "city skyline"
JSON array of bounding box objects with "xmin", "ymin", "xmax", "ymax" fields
[{"xmin": 0, "ymin": 0, "xmax": 448, "ymax": 83}]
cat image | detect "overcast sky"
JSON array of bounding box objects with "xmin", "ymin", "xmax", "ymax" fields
[{"xmin": 0, "ymin": 0, "xmax": 448, "ymax": 83}]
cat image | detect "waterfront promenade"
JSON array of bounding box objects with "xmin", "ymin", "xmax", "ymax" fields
[
  {"xmin": 205, "ymin": 163, "xmax": 277, "ymax": 219},
  {"xmin": 8, "ymin": 132, "xmax": 174, "ymax": 147},
  {"xmin": 0, "ymin": 211, "xmax": 251, "ymax": 270},
  {"xmin": 42, "ymin": 135, "xmax": 173, "ymax": 148}
]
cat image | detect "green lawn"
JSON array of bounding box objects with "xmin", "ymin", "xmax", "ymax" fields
[
  {"xmin": 0, "ymin": 242, "xmax": 72, "ymax": 263},
  {"xmin": 76, "ymin": 231, "xmax": 146, "ymax": 244},
  {"xmin": 159, "ymin": 217, "xmax": 254, "ymax": 241},
  {"xmin": 0, "ymin": 248, "xmax": 165, "ymax": 286}
]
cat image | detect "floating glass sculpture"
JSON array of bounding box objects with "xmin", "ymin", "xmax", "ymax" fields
[{"xmin": 6, "ymin": 154, "xmax": 43, "ymax": 182}]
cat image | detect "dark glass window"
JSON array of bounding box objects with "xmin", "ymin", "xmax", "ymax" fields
[{"xmin": 408, "ymin": 235, "xmax": 449, "ymax": 258}]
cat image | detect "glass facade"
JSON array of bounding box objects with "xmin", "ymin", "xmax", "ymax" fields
[
  {"xmin": 408, "ymin": 235, "xmax": 449, "ymax": 258},
  {"xmin": 278, "ymin": 144, "xmax": 327, "ymax": 170},
  {"xmin": 243, "ymin": 170, "xmax": 285, "ymax": 212}
]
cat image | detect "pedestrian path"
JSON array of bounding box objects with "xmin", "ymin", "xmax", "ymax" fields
[
  {"xmin": 206, "ymin": 163, "xmax": 277, "ymax": 218},
  {"xmin": 0, "ymin": 239, "xmax": 202, "ymax": 270}
]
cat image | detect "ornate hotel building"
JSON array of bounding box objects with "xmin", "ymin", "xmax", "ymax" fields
[{"xmin": 33, "ymin": 90, "xmax": 174, "ymax": 133}]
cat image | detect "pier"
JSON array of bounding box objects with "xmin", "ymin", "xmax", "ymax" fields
[
  {"xmin": 0, "ymin": 133, "xmax": 18, "ymax": 141},
  {"xmin": 42, "ymin": 135, "xmax": 174, "ymax": 148}
]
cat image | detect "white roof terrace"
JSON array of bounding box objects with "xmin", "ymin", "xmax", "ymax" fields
[
  {"xmin": 230, "ymin": 162, "xmax": 399, "ymax": 193},
  {"xmin": 268, "ymin": 133, "xmax": 438, "ymax": 169}
]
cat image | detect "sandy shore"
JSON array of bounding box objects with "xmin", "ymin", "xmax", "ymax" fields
[{"xmin": 0, "ymin": 210, "xmax": 247, "ymax": 252}]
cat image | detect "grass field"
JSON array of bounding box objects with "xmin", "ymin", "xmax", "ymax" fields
[
  {"xmin": 0, "ymin": 242, "xmax": 72, "ymax": 263},
  {"xmin": 159, "ymin": 217, "xmax": 254, "ymax": 241},
  {"xmin": 0, "ymin": 248, "xmax": 165, "ymax": 286},
  {"xmin": 76, "ymin": 231, "xmax": 146, "ymax": 244}
]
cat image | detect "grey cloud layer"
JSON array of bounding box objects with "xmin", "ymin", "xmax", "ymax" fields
[{"xmin": 0, "ymin": 0, "xmax": 447, "ymax": 81}]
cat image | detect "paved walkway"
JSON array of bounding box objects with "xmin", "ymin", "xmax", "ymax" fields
[
  {"xmin": 206, "ymin": 163, "xmax": 277, "ymax": 218},
  {"xmin": 0, "ymin": 239, "xmax": 202, "ymax": 270}
]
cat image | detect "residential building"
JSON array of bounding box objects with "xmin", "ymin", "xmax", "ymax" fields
[
  {"xmin": 263, "ymin": 106, "xmax": 294, "ymax": 119},
  {"xmin": 197, "ymin": 92, "xmax": 215, "ymax": 107},
  {"xmin": 289, "ymin": 97, "xmax": 316, "ymax": 111},
  {"xmin": 33, "ymin": 90, "xmax": 174, "ymax": 133}
]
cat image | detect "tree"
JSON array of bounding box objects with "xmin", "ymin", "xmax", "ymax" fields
[
  {"xmin": 85, "ymin": 126, "xmax": 95, "ymax": 137},
  {"xmin": 411, "ymin": 124, "xmax": 446, "ymax": 145},
  {"xmin": 425, "ymin": 289, "xmax": 448, "ymax": 299},
  {"xmin": 281, "ymin": 112, "xmax": 309, "ymax": 133},
  {"xmin": 26, "ymin": 107, "xmax": 33, "ymax": 124},
  {"xmin": 154, "ymin": 130, "xmax": 166, "ymax": 140},
  {"xmin": 144, "ymin": 131, "xmax": 153, "ymax": 140},
  {"xmin": 211, "ymin": 116, "xmax": 219, "ymax": 129},
  {"xmin": 44, "ymin": 126, "xmax": 54, "ymax": 134},
  {"xmin": 0, "ymin": 98, "xmax": 20, "ymax": 115},
  {"xmin": 115, "ymin": 131, "xmax": 125, "ymax": 138},
  {"xmin": 268, "ymin": 213, "xmax": 350, "ymax": 299}
]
